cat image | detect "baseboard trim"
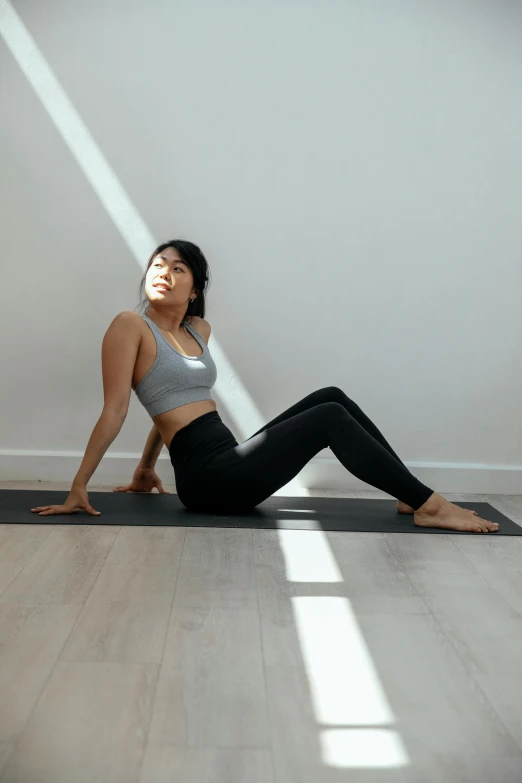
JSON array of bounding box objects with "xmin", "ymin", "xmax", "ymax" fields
[{"xmin": 0, "ymin": 452, "xmax": 521, "ymax": 494}]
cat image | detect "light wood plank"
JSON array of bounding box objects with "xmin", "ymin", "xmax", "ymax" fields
[
  {"xmin": 382, "ymin": 531, "xmax": 479, "ymax": 575},
  {"xmin": 0, "ymin": 524, "xmax": 120, "ymax": 605},
  {"xmin": 450, "ymin": 536, "xmax": 522, "ymax": 616},
  {"xmin": 0, "ymin": 603, "xmax": 81, "ymax": 742},
  {"xmin": 0, "ymin": 743, "xmax": 15, "ymax": 778},
  {"xmin": 473, "ymin": 672, "xmax": 522, "ymax": 754},
  {"xmin": 59, "ymin": 598, "xmax": 173, "ymax": 664},
  {"xmin": 59, "ymin": 528, "xmax": 185, "ymax": 663},
  {"xmin": 106, "ymin": 525, "xmax": 185, "ymax": 567},
  {"xmin": 139, "ymin": 746, "xmax": 273, "ymax": 783},
  {"xmin": 173, "ymin": 527, "xmax": 257, "ymax": 608},
  {"xmin": 0, "ymin": 523, "xmax": 56, "ymax": 597},
  {"xmin": 1, "ymin": 661, "xmax": 159, "ymax": 783},
  {"xmin": 405, "ymin": 570, "xmax": 522, "ymax": 674},
  {"xmin": 147, "ymin": 605, "xmax": 269, "ymax": 747}
]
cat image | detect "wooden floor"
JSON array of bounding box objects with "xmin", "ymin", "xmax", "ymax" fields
[{"xmin": 0, "ymin": 482, "xmax": 521, "ymax": 783}]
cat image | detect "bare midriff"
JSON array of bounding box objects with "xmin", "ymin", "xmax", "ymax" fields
[{"xmin": 131, "ymin": 314, "xmax": 217, "ymax": 450}]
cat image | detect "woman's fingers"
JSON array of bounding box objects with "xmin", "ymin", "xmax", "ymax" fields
[
  {"xmin": 31, "ymin": 505, "xmax": 66, "ymax": 515},
  {"xmin": 31, "ymin": 506, "xmax": 59, "ymax": 513},
  {"xmin": 155, "ymin": 480, "xmax": 169, "ymax": 494}
]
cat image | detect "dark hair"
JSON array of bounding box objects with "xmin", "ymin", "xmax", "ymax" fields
[{"xmin": 134, "ymin": 239, "xmax": 211, "ymax": 319}]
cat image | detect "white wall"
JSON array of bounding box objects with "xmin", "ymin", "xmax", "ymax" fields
[{"xmin": 1, "ymin": 0, "xmax": 521, "ymax": 494}]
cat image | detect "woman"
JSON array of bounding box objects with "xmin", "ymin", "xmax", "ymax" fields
[{"xmin": 31, "ymin": 240, "xmax": 499, "ymax": 533}]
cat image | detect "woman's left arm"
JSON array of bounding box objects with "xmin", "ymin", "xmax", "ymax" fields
[{"xmin": 138, "ymin": 424, "xmax": 165, "ymax": 469}]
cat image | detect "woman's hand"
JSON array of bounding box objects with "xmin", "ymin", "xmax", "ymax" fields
[
  {"xmin": 113, "ymin": 466, "xmax": 170, "ymax": 494},
  {"xmin": 31, "ymin": 486, "xmax": 101, "ymax": 516}
]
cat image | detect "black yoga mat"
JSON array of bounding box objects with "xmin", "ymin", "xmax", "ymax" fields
[{"xmin": 1, "ymin": 489, "xmax": 520, "ymax": 534}]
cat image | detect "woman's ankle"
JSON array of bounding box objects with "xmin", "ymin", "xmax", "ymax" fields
[{"xmin": 415, "ymin": 492, "xmax": 443, "ymax": 514}]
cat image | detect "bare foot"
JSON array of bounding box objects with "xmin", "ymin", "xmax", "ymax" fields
[
  {"xmin": 396, "ymin": 500, "xmax": 412, "ymax": 513},
  {"xmin": 396, "ymin": 499, "xmax": 478, "ymax": 518},
  {"xmin": 413, "ymin": 493, "xmax": 499, "ymax": 533}
]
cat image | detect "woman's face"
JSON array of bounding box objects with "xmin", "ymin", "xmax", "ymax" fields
[{"xmin": 145, "ymin": 247, "xmax": 196, "ymax": 303}]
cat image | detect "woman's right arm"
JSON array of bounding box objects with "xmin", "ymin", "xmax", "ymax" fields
[
  {"xmin": 72, "ymin": 408, "xmax": 127, "ymax": 489},
  {"xmin": 73, "ymin": 312, "xmax": 142, "ymax": 488},
  {"xmin": 31, "ymin": 409, "xmax": 126, "ymax": 515},
  {"xmin": 30, "ymin": 313, "xmax": 142, "ymax": 516}
]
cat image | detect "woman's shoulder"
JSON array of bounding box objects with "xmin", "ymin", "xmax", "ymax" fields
[
  {"xmin": 186, "ymin": 314, "xmax": 207, "ymax": 328},
  {"xmin": 187, "ymin": 315, "xmax": 211, "ymax": 344},
  {"xmin": 115, "ymin": 311, "xmax": 146, "ymax": 331},
  {"xmin": 119, "ymin": 310, "xmax": 144, "ymax": 321}
]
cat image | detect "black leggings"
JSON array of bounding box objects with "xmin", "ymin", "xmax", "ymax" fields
[{"xmin": 168, "ymin": 386, "xmax": 435, "ymax": 514}]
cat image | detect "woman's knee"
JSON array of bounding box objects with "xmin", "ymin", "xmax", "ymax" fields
[
  {"xmin": 318, "ymin": 400, "xmax": 353, "ymax": 424},
  {"xmin": 322, "ymin": 385, "xmax": 357, "ymax": 407}
]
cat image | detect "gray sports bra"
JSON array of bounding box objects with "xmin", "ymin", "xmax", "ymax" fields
[{"xmin": 134, "ymin": 314, "xmax": 217, "ymax": 417}]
